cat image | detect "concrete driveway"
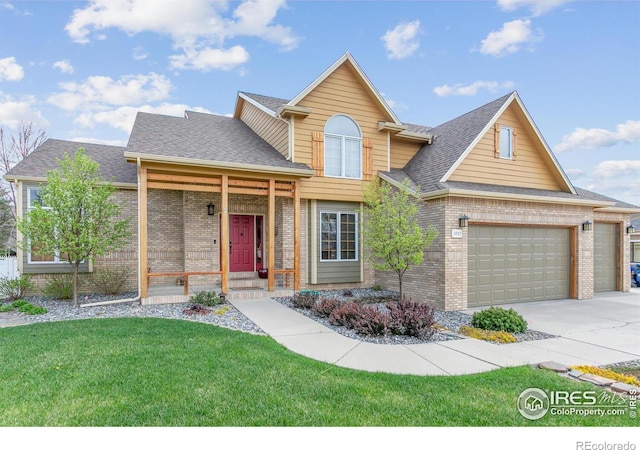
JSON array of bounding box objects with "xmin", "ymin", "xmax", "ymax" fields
[{"xmin": 466, "ymin": 289, "xmax": 640, "ymax": 365}]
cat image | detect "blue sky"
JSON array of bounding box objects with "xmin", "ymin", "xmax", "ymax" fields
[{"xmin": 0, "ymin": 0, "xmax": 638, "ymax": 205}]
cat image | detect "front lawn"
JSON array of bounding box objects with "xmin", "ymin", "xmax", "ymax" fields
[{"xmin": 0, "ymin": 318, "xmax": 634, "ymax": 426}]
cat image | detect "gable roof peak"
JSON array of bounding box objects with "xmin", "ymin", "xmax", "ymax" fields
[{"xmin": 288, "ymin": 52, "xmax": 401, "ymax": 124}]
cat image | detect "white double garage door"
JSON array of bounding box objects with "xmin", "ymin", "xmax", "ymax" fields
[{"xmin": 468, "ymin": 223, "xmax": 617, "ymax": 307}]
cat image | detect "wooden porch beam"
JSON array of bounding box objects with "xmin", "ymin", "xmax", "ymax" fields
[
  {"xmin": 139, "ymin": 167, "xmax": 148, "ymax": 299},
  {"xmin": 268, "ymin": 178, "xmax": 275, "ymax": 292},
  {"xmin": 221, "ymin": 175, "xmax": 229, "ymax": 295},
  {"xmin": 148, "ymin": 182, "xmax": 221, "ymax": 193},
  {"xmin": 293, "ymin": 180, "xmax": 300, "ymax": 291},
  {"xmin": 147, "ymin": 173, "xmax": 221, "ymax": 185}
]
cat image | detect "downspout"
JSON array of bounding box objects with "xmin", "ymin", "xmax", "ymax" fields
[{"xmin": 136, "ymin": 157, "xmax": 142, "ymax": 300}]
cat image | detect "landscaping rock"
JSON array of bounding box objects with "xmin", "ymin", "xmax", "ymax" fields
[
  {"xmin": 609, "ymin": 382, "xmax": 639, "ymax": 395},
  {"xmin": 568, "ymin": 369, "xmax": 584, "ymax": 379},
  {"xmin": 538, "ymin": 361, "xmax": 569, "ymax": 373},
  {"xmin": 579, "ymin": 373, "xmax": 615, "ymax": 386}
]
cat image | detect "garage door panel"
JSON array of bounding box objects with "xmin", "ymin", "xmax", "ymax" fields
[
  {"xmin": 468, "ymin": 226, "xmax": 570, "ymax": 307},
  {"xmin": 594, "ymin": 223, "xmax": 617, "ymax": 292}
]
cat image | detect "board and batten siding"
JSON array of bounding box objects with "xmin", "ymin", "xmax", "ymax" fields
[
  {"xmin": 293, "ymin": 63, "xmax": 393, "ymax": 201},
  {"xmin": 239, "ymin": 100, "xmax": 289, "ymax": 158},
  {"xmin": 309, "ymin": 200, "xmax": 362, "ymax": 284},
  {"xmin": 448, "ymin": 104, "xmax": 565, "ymax": 191}
]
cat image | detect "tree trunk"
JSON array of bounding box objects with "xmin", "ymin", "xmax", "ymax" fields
[
  {"xmin": 72, "ymin": 263, "xmax": 79, "ymax": 307},
  {"xmin": 398, "ymin": 273, "xmax": 403, "ymax": 301}
]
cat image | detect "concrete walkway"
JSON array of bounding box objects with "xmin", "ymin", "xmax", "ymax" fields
[{"xmin": 228, "ymin": 289, "xmax": 640, "ymax": 376}]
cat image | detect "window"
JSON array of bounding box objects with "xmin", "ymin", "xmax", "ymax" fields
[
  {"xmin": 27, "ymin": 188, "xmax": 62, "ymax": 264},
  {"xmin": 632, "ymin": 242, "xmax": 640, "ymax": 263},
  {"xmin": 320, "ymin": 212, "xmax": 358, "ymax": 261},
  {"xmin": 324, "ymin": 115, "xmax": 361, "ymax": 178},
  {"xmin": 499, "ymin": 125, "xmax": 513, "ymax": 159}
]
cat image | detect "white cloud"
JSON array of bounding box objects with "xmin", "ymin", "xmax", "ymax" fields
[
  {"xmin": 74, "ymin": 103, "xmax": 212, "ymax": 132},
  {"xmin": 564, "ymin": 168, "xmax": 585, "ymax": 178},
  {"xmin": 0, "ymin": 94, "xmax": 48, "ymax": 128},
  {"xmin": 64, "ymin": 0, "xmax": 298, "ymax": 71},
  {"xmin": 497, "ymin": 0, "xmax": 573, "ymax": 17},
  {"xmin": 53, "ymin": 59, "xmax": 74, "ymax": 74},
  {"xmin": 554, "ymin": 120, "xmax": 640, "ymax": 153},
  {"xmin": 381, "ymin": 20, "xmax": 421, "ymax": 60},
  {"xmin": 592, "ymin": 160, "xmax": 640, "ymax": 179},
  {"xmin": 0, "ymin": 57, "xmax": 24, "ymax": 81},
  {"xmin": 479, "ymin": 19, "xmax": 543, "ymax": 57},
  {"xmin": 169, "ymin": 45, "xmax": 249, "ymax": 71},
  {"xmin": 47, "ymin": 72, "xmax": 172, "ymax": 111},
  {"xmin": 433, "ymin": 80, "xmax": 514, "ymax": 96},
  {"xmin": 132, "ymin": 46, "xmax": 148, "ymax": 61}
]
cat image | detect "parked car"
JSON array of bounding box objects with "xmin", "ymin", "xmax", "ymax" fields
[{"xmin": 631, "ymin": 263, "xmax": 640, "ymax": 287}]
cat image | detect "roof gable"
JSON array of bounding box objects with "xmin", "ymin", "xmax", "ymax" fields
[
  {"xmin": 402, "ymin": 92, "xmax": 575, "ymax": 194},
  {"xmin": 289, "ymin": 53, "xmax": 400, "ymax": 124}
]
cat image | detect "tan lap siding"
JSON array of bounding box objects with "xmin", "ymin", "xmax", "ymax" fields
[{"xmin": 448, "ymin": 104, "xmax": 563, "ymax": 191}]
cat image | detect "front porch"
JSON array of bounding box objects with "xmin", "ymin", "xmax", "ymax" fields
[{"xmin": 136, "ymin": 164, "xmax": 304, "ymax": 305}]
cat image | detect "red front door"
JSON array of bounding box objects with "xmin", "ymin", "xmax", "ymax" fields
[{"xmin": 230, "ymin": 215, "xmax": 254, "ymax": 272}]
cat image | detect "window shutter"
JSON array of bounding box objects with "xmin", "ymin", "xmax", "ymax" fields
[
  {"xmin": 494, "ymin": 123, "xmax": 500, "ymax": 158},
  {"xmin": 312, "ymin": 131, "xmax": 324, "ymax": 176},
  {"xmin": 363, "ymin": 137, "xmax": 373, "ymax": 181},
  {"xmin": 512, "ymin": 128, "xmax": 517, "ymax": 161}
]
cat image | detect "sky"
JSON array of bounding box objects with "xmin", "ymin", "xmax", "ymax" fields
[{"xmin": 0, "ymin": 0, "xmax": 638, "ymax": 206}]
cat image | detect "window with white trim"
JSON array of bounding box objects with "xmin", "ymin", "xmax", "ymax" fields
[
  {"xmin": 320, "ymin": 212, "xmax": 358, "ymax": 261},
  {"xmin": 324, "ymin": 115, "xmax": 362, "ymax": 179},
  {"xmin": 499, "ymin": 125, "xmax": 514, "ymax": 159},
  {"xmin": 27, "ymin": 187, "xmax": 63, "ymax": 263}
]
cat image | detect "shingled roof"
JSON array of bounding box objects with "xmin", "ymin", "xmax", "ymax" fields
[
  {"xmin": 5, "ymin": 139, "xmax": 136, "ymax": 184},
  {"xmin": 399, "ymin": 93, "xmax": 513, "ymax": 193},
  {"xmin": 126, "ymin": 110, "xmax": 312, "ymax": 173}
]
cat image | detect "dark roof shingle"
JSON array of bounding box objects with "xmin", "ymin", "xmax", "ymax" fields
[
  {"xmin": 126, "ymin": 111, "xmax": 311, "ymax": 172},
  {"xmin": 5, "ymin": 139, "xmax": 136, "ymax": 184}
]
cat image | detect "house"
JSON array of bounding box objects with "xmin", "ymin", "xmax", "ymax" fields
[{"xmin": 5, "ymin": 53, "xmax": 639, "ymax": 310}]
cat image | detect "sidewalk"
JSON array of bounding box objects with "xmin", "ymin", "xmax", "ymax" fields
[{"xmin": 228, "ymin": 292, "xmax": 640, "ymax": 376}]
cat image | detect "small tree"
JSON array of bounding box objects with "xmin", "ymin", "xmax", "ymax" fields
[
  {"xmin": 362, "ymin": 178, "xmax": 437, "ymax": 300},
  {"xmin": 17, "ymin": 148, "xmax": 131, "ymax": 306}
]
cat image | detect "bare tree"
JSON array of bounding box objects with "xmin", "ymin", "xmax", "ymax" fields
[{"xmin": 0, "ymin": 122, "xmax": 47, "ymax": 217}]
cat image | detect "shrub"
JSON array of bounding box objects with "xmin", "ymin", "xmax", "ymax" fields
[
  {"xmin": 311, "ymin": 298, "xmax": 342, "ymax": 317},
  {"xmin": 328, "ymin": 302, "xmax": 365, "ymax": 329},
  {"xmin": 41, "ymin": 274, "xmax": 74, "ymax": 300},
  {"xmin": 92, "ymin": 267, "xmax": 132, "ymax": 295},
  {"xmin": 459, "ymin": 326, "xmax": 517, "ymax": 344},
  {"xmin": 342, "ymin": 289, "xmax": 354, "ymax": 297},
  {"xmin": 214, "ymin": 305, "xmax": 231, "ymax": 316},
  {"xmin": 183, "ymin": 304, "xmax": 209, "ymax": 316},
  {"xmin": 191, "ymin": 291, "xmax": 224, "ymax": 306},
  {"xmin": 387, "ymin": 298, "xmax": 436, "ymax": 339},
  {"xmin": 350, "ymin": 307, "xmax": 391, "ymax": 336},
  {"xmin": 1, "ymin": 300, "xmax": 47, "ymax": 315},
  {"xmin": 471, "ymin": 307, "xmax": 527, "ymax": 333},
  {"xmin": 291, "ymin": 290, "xmax": 320, "ymax": 309},
  {"xmin": 0, "ymin": 275, "xmax": 35, "ymax": 302}
]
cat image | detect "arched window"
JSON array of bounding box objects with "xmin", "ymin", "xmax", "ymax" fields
[{"xmin": 324, "ymin": 115, "xmax": 361, "ymax": 178}]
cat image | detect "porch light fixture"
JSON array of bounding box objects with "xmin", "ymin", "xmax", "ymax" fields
[
  {"xmin": 458, "ymin": 215, "xmax": 469, "ymax": 228},
  {"xmin": 582, "ymin": 220, "xmax": 592, "ymax": 231},
  {"xmin": 207, "ymin": 202, "xmax": 215, "ymax": 216},
  {"xmin": 627, "ymin": 225, "xmax": 636, "ymax": 234}
]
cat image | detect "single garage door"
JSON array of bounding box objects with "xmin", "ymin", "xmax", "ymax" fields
[
  {"xmin": 594, "ymin": 222, "xmax": 617, "ymax": 292},
  {"xmin": 468, "ymin": 226, "xmax": 570, "ymax": 307}
]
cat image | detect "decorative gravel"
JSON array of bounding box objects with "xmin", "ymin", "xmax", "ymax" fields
[
  {"xmin": 11, "ymin": 293, "xmax": 266, "ymax": 336},
  {"xmin": 602, "ymin": 359, "xmax": 640, "ymax": 370},
  {"xmin": 275, "ymin": 288, "xmax": 557, "ymax": 345}
]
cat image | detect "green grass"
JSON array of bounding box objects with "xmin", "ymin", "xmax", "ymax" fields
[{"xmin": 0, "ymin": 318, "xmax": 635, "ymax": 426}]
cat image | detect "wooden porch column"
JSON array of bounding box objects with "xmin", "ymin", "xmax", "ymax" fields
[
  {"xmin": 220, "ymin": 175, "xmax": 229, "ymax": 294},
  {"xmin": 293, "ymin": 180, "xmax": 301, "ymax": 291},
  {"xmin": 139, "ymin": 167, "xmax": 148, "ymax": 298},
  {"xmin": 268, "ymin": 178, "xmax": 275, "ymax": 292}
]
